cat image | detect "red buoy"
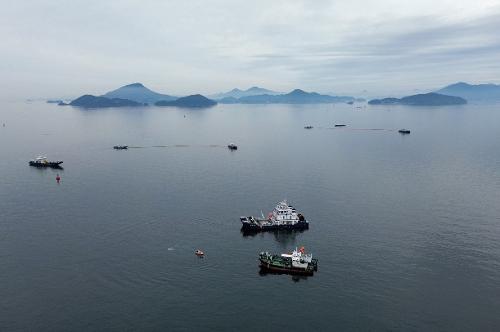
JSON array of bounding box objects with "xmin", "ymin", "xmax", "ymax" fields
[{"xmin": 56, "ymin": 174, "xmax": 61, "ymax": 183}]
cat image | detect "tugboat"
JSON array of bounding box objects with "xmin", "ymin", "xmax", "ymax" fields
[
  {"xmin": 398, "ymin": 129, "xmax": 411, "ymax": 134},
  {"xmin": 259, "ymin": 247, "xmax": 318, "ymax": 276},
  {"xmin": 228, "ymin": 143, "xmax": 238, "ymax": 150},
  {"xmin": 29, "ymin": 156, "xmax": 63, "ymax": 168},
  {"xmin": 113, "ymin": 145, "xmax": 128, "ymax": 150},
  {"xmin": 240, "ymin": 200, "xmax": 308, "ymax": 232}
]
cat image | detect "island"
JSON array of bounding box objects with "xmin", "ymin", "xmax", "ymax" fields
[
  {"xmin": 368, "ymin": 93, "xmax": 467, "ymax": 106},
  {"xmin": 155, "ymin": 94, "xmax": 217, "ymax": 108},
  {"xmin": 69, "ymin": 95, "xmax": 144, "ymax": 108}
]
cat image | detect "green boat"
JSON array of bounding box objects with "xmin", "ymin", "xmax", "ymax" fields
[{"xmin": 259, "ymin": 247, "xmax": 318, "ymax": 276}]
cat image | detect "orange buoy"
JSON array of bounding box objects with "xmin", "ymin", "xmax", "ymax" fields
[{"xmin": 195, "ymin": 249, "xmax": 204, "ymax": 257}]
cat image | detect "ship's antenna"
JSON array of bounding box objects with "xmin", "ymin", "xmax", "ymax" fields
[{"xmin": 261, "ymin": 210, "xmax": 265, "ymax": 219}]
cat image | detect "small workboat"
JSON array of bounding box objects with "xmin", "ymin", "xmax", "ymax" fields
[
  {"xmin": 195, "ymin": 250, "xmax": 204, "ymax": 257},
  {"xmin": 304, "ymin": 125, "xmax": 313, "ymax": 129},
  {"xmin": 228, "ymin": 143, "xmax": 238, "ymax": 150},
  {"xmin": 334, "ymin": 124, "xmax": 346, "ymax": 127},
  {"xmin": 113, "ymin": 145, "xmax": 128, "ymax": 150},
  {"xmin": 398, "ymin": 129, "xmax": 411, "ymax": 134},
  {"xmin": 29, "ymin": 156, "xmax": 63, "ymax": 169}
]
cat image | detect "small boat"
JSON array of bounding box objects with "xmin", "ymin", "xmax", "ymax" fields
[
  {"xmin": 347, "ymin": 101, "xmax": 354, "ymax": 105},
  {"xmin": 334, "ymin": 124, "xmax": 346, "ymax": 127},
  {"xmin": 259, "ymin": 247, "xmax": 318, "ymax": 276},
  {"xmin": 29, "ymin": 156, "xmax": 63, "ymax": 169},
  {"xmin": 228, "ymin": 143, "xmax": 238, "ymax": 150},
  {"xmin": 113, "ymin": 145, "xmax": 128, "ymax": 150},
  {"xmin": 195, "ymin": 250, "xmax": 204, "ymax": 257},
  {"xmin": 398, "ymin": 129, "xmax": 411, "ymax": 134},
  {"xmin": 304, "ymin": 126, "xmax": 313, "ymax": 129}
]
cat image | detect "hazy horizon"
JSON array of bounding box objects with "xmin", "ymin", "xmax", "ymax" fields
[{"xmin": 1, "ymin": 0, "xmax": 500, "ymax": 101}]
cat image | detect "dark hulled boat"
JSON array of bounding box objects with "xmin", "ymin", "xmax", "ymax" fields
[
  {"xmin": 259, "ymin": 247, "xmax": 318, "ymax": 276},
  {"xmin": 29, "ymin": 156, "xmax": 63, "ymax": 169},
  {"xmin": 113, "ymin": 145, "xmax": 128, "ymax": 150}
]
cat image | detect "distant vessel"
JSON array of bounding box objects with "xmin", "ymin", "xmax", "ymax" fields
[
  {"xmin": 304, "ymin": 125, "xmax": 313, "ymax": 129},
  {"xmin": 334, "ymin": 124, "xmax": 346, "ymax": 127},
  {"xmin": 195, "ymin": 249, "xmax": 204, "ymax": 257},
  {"xmin": 240, "ymin": 200, "xmax": 308, "ymax": 232},
  {"xmin": 228, "ymin": 143, "xmax": 238, "ymax": 150},
  {"xmin": 259, "ymin": 247, "xmax": 318, "ymax": 275},
  {"xmin": 29, "ymin": 156, "xmax": 63, "ymax": 168},
  {"xmin": 113, "ymin": 145, "xmax": 128, "ymax": 150},
  {"xmin": 398, "ymin": 129, "xmax": 411, "ymax": 134},
  {"xmin": 347, "ymin": 101, "xmax": 354, "ymax": 105}
]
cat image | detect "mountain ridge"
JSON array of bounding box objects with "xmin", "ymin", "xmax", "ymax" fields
[
  {"xmin": 210, "ymin": 86, "xmax": 280, "ymax": 100},
  {"xmin": 103, "ymin": 83, "xmax": 176, "ymax": 103},
  {"xmin": 436, "ymin": 82, "xmax": 500, "ymax": 101},
  {"xmin": 218, "ymin": 89, "xmax": 354, "ymax": 104}
]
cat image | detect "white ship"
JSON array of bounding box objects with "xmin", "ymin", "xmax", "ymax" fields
[{"xmin": 240, "ymin": 200, "xmax": 309, "ymax": 232}]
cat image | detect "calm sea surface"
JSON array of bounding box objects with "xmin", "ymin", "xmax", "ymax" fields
[{"xmin": 1, "ymin": 101, "xmax": 500, "ymax": 331}]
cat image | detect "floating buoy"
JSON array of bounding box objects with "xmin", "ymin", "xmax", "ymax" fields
[
  {"xmin": 195, "ymin": 249, "xmax": 204, "ymax": 257},
  {"xmin": 56, "ymin": 174, "xmax": 61, "ymax": 183}
]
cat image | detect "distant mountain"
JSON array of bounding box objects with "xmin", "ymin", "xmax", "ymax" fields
[
  {"xmin": 155, "ymin": 94, "xmax": 217, "ymax": 108},
  {"xmin": 436, "ymin": 82, "xmax": 500, "ymax": 102},
  {"xmin": 369, "ymin": 93, "xmax": 467, "ymax": 106},
  {"xmin": 103, "ymin": 83, "xmax": 176, "ymax": 103},
  {"xmin": 218, "ymin": 89, "xmax": 355, "ymax": 104},
  {"xmin": 211, "ymin": 86, "xmax": 280, "ymax": 100},
  {"xmin": 217, "ymin": 96, "xmax": 239, "ymax": 104},
  {"xmin": 70, "ymin": 95, "xmax": 143, "ymax": 108}
]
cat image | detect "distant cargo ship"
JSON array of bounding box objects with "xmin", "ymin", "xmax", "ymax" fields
[
  {"xmin": 240, "ymin": 200, "xmax": 309, "ymax": 232},
  {"xmin": 259, "ymin": 247, "xmax": 318, "ymax": 275}
]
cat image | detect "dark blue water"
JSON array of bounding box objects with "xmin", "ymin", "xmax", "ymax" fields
[{"xmin": 1, "ymin": 101, "xmax": 500, "ymax": 331}]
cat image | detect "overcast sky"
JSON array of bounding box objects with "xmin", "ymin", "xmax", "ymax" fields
[{"xmin": 1, "ymin": 0, "xmax": 500, "ymax": 100}]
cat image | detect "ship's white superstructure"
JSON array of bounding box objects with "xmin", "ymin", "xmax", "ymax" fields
[
  {"xmin": 240, "ymin": 200, "xmax": 308, "ymax": 232},
  {"xmin": 268, "ymin": 200, "xmax": 302, "ymax": 225}
]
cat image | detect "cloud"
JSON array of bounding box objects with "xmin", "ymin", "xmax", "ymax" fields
[{"xmin": 0, "ymin": 0, "xmax": 499, "ymax": 99}]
